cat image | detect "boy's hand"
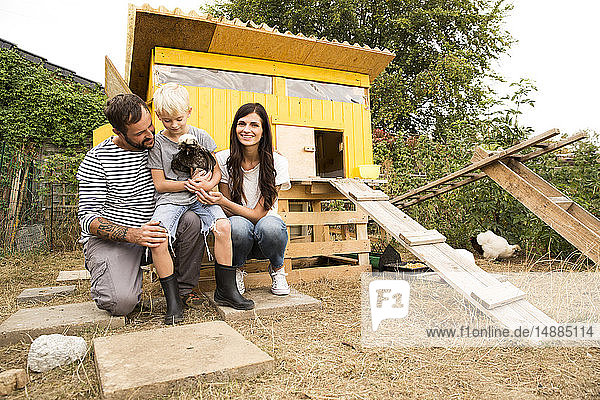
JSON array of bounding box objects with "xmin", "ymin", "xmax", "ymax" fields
[
  {"xmin": 191, "ymin": 170, "xmax": 212, "ymax": 182},
  {"xmin": 185, "ymin": 178, "xmax": 207, "ymax": 193}
]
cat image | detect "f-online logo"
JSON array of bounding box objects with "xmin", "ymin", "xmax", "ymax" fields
[{"xmin": 369, "ymin": 280, "xmax": 410, "ymax": 331}]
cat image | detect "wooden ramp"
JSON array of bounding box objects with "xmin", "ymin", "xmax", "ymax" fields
[
  {"xmin": 330, "ymin": 178, "xmax": 556, "ymax": 331},
  {"xmin": 389, "ymin": 128, "xmax": 600, "ymax": 265},
  {"xmin": 391, "ymin": 129, "xmax": 587, "ymax": 209},
  {"xmin": 471, "ymin": 146, "xmax": 600, "ymax": 265}
]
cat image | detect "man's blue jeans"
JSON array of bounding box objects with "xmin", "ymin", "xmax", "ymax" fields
[{"xmin": 230, "ymin": 215, "xmax": 288, "ymax": 269}]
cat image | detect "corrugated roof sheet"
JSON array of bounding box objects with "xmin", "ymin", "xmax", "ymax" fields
[{"xmin": 126, "ymin": 3, "xmax": 395, "ymax": 98}]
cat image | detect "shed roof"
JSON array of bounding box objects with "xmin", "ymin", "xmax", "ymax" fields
[{"xmin": 125, "ymin": 3, "xmax": 396, "ymax": 98}]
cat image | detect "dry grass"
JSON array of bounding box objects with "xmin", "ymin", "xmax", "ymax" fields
[{"xmin": 0, "ymin": 250, "xmax": 599, "ymax": 399}]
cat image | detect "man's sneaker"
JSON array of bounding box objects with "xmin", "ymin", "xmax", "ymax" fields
[
  {"xmin": 269, "ymin": 265, "xmax": 290, "ymax": 296},
  {"xmin": 181, "ymin": 292, "xmax": 204, "ymax": 309},
  {"xmin": 236, "ymin": 269, "xmax": 247, "ymax": 295}
]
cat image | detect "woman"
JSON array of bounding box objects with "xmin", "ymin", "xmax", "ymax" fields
[{"xmin": 195, "ymin": 103, "xmax": 291, "ymax": 296}]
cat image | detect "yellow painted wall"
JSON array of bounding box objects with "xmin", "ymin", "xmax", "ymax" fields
[
  {"xmin": 94, "ymin": 49, "xmax": 375, "ymax": 178},
  {"xmin": 150, "ymin": 87, "xmax": 373, "ymax": 178}
]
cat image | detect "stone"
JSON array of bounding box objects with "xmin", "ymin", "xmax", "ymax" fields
[
  {"xmin": 0, "ymin": 301, "xmax": 125, "ymax": 347},
  {"xmin": 204, "ymin": 287, "xmax": 322, "ymax": 321},
  {"xmin": 56, "ymin": 270, "xmax": 90, "ymax": 282},
  {"xmin": 16, "ymin": 286, "xmax": 76, "ymax": 304},
  {"xmin": 93, "ymin": 321, "xmax": 274, "ymax": 399},
  {"xmin": 0, "ymin": 369, "xmax": 27, "ymax": 395},
  {"xmin": 27, "ymin": 334, "xmax": 87, "ymax": 373}
]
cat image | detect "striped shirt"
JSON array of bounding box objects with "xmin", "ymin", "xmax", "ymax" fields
[{"xmin": 76, "ymin": 138, "xmax": 155, "ymax": 243}]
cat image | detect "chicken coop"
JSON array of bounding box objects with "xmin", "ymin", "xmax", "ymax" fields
[{"xmin": 94, "ymin": 4, "xmax": 396, "ymax": 287}]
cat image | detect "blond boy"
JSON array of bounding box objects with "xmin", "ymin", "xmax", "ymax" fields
[{"xmin": 148, "ymin": 83, "xmax": 253, "ymax": 324}]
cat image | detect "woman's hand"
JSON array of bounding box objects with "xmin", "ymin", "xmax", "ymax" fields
[{"xmin": 195, "ymin": 188, "xmax": 224, "ymax": 205}]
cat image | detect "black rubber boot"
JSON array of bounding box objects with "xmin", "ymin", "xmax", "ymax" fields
[
  {"xmin": 214, "ymin": 263, "xmax": 255, "ymax": 310},
  {"xmin": 159, "ymin": 274, "xmax": 184, "ymax": 325}
]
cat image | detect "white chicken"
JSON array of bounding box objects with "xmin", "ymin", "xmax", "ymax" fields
[
  {"xmin": 473, "ymin": 230, "xmax": 521, "ymax": 260},
  {"xmin": 455, "ymin": 249, "xmax": 477, "ymax": 267}
]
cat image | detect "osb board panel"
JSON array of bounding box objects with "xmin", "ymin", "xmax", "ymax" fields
[
  {"xmin": 127, "ymin": 11, "xmax": 216, "ymax": 97},
  {"xmin": 307, "ymin": 40, "xmax": 395, "ymax": 80},
  {"xmin": 105, "ymin": 56, "xmax": 131, "ymax": 99},
  {"xmin": 209, "ymin": 26, "xmax": 315, "ymax": 71},
  {"xmin": 276, "ymin": 125, "xmax": 316, "ymax": 179}
]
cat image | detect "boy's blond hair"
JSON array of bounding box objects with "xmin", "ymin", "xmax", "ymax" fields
[{"xmin": 153, "ymin": 83, "xmax": 190, "ymax": 116}]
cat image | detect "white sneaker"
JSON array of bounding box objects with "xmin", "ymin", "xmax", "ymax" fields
[
  {"xmin": 236, "ymin": 269, "xmax": 247, "ymax": 295},
  {"xmin": 269, "ymin": 265, "xmax": 290, "ymax": 296}
]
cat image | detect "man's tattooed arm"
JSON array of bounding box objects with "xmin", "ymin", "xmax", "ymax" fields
[
  {"xmin": 89, "ymin": 217, "xmax": 165, "ymax": 247},
  {"xmin": 92, "ymin": 217, "xmax": 130, "ymax": 242}
]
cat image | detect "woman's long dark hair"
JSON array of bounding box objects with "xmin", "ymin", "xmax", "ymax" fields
[{"xmin": 227, "ymin": 103, "xmax": 278, "ymax": 210}]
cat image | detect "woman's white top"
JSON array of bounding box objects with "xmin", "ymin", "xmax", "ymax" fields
[{"xmin": 216, "ymin": 149, "xmax": 291, "ymax": 218}]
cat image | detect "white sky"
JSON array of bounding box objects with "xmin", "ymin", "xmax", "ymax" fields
[{"xmin": 0, "ymin": 1, "xmax": 598, "ymax": 135}]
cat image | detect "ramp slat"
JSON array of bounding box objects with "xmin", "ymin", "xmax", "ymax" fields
[{"xmin": 471, "ymin": 282, "xmax": 526, "ymax": 309}]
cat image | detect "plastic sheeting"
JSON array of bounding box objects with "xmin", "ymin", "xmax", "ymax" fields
[
  {"xmin": 153, "ymin": 64, "xmax": 272, "ymax": 94},
  {"xmin": 286, "ymin": 78, "xmax": 366, "ymax": 104},
  {"xmin": 153, "ymin": 64, "xmax": 366, "ymax": 104}
]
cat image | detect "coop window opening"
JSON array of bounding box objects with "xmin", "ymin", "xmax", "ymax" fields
[
  {"xmin": 314, "ymin": 130, "xmax": 344, "ymax": 178},
  {"xmin": 153, "ymin": 64, "xmax": 272, "ymax": 94}
]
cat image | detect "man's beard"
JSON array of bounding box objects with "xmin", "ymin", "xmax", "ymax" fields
[{"xmin": 124, "ymin": 133, "xmax": 154, "ymax": 150}]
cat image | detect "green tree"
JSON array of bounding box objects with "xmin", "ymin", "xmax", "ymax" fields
[{"xmin": 206, "ymin": 0, "xmax": 513, "ymax": 140}]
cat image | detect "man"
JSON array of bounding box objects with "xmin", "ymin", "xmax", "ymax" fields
[{"xmin": 77, "ymin": 93, "xmax": 204, "ymax": 316}]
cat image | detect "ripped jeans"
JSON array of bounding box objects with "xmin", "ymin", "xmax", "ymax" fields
[
  {"xmin": 152, "ymin": 201, "xmax": 227, "ymax": 259},
  {"xmin": 230, "ymin": 215, "xmax": 288, "ymax": 269},
  {"xmin": 153, "ymin": 201, "xmax": 227, "ymax": 241}
]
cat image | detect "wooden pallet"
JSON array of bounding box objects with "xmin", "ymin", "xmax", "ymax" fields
[{"xmin": 330, "ymin": 178, "xmax": 556, "ymax": 331}]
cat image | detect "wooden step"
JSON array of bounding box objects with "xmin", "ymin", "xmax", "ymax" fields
[
  {"xmin": 549, "ymin": 196, "xmax": 574, "ymax": 210},
  {"xmin": 531, "ymin": 142, "xmax": 551, "ymax": 149},
  {"xmin": 399, "ymin": 229, "xmax": 446, "ymax": 246},
  {"xmin": 349, "ymin": 189, "xmax": 389, "ymax": 201},
  {"xmin": 471, "ymin": 282, "xmax": 526, "ymax": 309}
]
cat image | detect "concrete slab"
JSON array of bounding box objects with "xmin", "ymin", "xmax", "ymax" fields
[
  {"xmin": 0, "ymin": 302, "xmax": 124, "ymax": 346},
  {"xmin": 204, "ymin": 288, "xmax": 322, "ymax": 321},
  {"xmin": 93, "ymin": 321, "xmax": 274, "ymax": 399},
  {"xmin": 16, "ymin": 285, "xmax": 76, "ymax": 304},
  {"xmin": 57, "ymin": 270, "xmax": 90, "ymax": 282}
]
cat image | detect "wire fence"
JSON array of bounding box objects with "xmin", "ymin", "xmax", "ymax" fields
[{"xmin": 0, "ymin": 143, "xmax": 80, "ymax": 253}]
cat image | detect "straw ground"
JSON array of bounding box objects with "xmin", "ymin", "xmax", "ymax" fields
[{"xmin": 0, "ymin": 249, "xmax": 599, "ymax": 399}]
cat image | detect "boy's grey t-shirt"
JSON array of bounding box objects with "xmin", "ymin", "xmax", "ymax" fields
[{"xmin": 147, "ymin": 125, "xmax": 217, "ymax": 206}]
